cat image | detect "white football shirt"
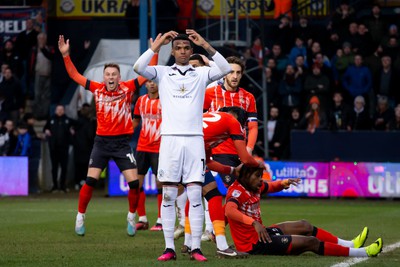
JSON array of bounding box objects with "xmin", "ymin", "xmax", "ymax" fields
[{"xmin": 134, "ymin": 49, "xmax": 231, "ymax": 135}]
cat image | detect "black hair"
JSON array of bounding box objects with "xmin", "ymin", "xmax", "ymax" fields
[
  {"xmin": 172, "ymin": 34, "xmax": 193, "ymax": 48},
  {"xmin": 237, "ymin": 165, "xmax": 263, "ymax": 189},
  {"xmin": 17, "ymin": 120, "xmax": 28, "ymax": 129},
  {"xmin": 189, "ymin": 54, "xmax": 206, "ymax": 65},
  {"xmin": 218, "ymin": 106, "xmax": 248, "ymax": 126}
]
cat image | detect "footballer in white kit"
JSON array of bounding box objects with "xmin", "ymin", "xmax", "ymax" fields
[{"xmin": 134, "ymin": 29, "xmax": 231, "ymax": 262}]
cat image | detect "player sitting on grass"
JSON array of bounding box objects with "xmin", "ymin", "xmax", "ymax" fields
[{"xmin": 225, "ymin": 165, "xmax": 383, "ymax": 257}]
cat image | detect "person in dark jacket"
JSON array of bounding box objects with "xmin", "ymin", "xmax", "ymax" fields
[
  {"xmin": 349, "ymin": 95, "xmax": 371, "ymax": 130},
  {"xmin": 43, "ymin": 104, "xmax": 74, "ymax": 192},
  {"xmin": 72, "ymin": 103, "xmax": 96, "ymax": 190}
]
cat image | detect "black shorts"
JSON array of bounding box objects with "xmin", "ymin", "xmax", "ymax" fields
[
  {"xmin": 89, "ymin": 135, "xmax": 137, "ymax": 171},
  {"xmin": 135, "ymin": 151, "xmax": 159, "ymax": 175},
  {"xmin": 249, "ymin": 227, "xmax": 292, "ymax": 255},
  {"xmin": 212, "ymin": 154, "xmax": 241, "ymax": 186}
]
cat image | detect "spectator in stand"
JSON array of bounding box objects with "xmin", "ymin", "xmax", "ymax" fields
[
  {"xmin": 0, "ymin": 119, "xmax": 10, "ymax": 156},
  {"xmin": 0, "ymin": 63, "xmax": 10, "ymax": 83},
  {"xmin": 363, "ymin": 4, "xmax": 387, "ymax": 48},
  {"xmin": 0, "ymin": 40, "xmax": 23, "ymax": 80},
  {"xmin": 354, "ymin": 23, "xmax": 375, "ymax": 58},
  {"xmin": 372, "ymin": 95, "xmax": 394, "ymax": 131},
  {"xmin": 341, "ymin": 54, "xmax": 372, "ymax": 103},
  {"xmin": 373, "ymin": 55, "xmax": 399, "ymax": 107},
  {"xmin": 304, "ymin": 64, "xmax": 330, "ymax": 109},
  {"xmin": 329, "ymin": 1, "xmax": 355, "ymax": 38},
  {"xmin": 266, "ymin": 58, "xmax": 281, "ymax": 80},
  {"xmin": 289, "ymin": 37, "xmax": 307, "ymax": 66},
  {"xmin": 251, "ymin": 36, "xmax": 268, "ymax": 66},
  {"xmin": 13, "ymin": 120, "xmax": 31, "ymax": 157},
  {"xmin": 342, "ymin": 22, "xmax": 359, "ymax": 52},
  {"xmin": 329, "ymin": 91, "xmax": 352, "ymax": 131},
  {"xmin": 29, "ymin": 32, "xmax": 54, "ymax": 120},
  {"xmin": 388, "ymin": 105, "xmax": 400, "ymax": 131},
  {"xmin": 72, "ymin": 103, "xmax": 96, "ymax": 191},
  {"xmin": 0, "ymin": 67, "xmax": 24, "ymax": 125},
  {"xmin": 288, "ymin": 107, "xmax": 304, "ymax": 130},
  {"xmin": 267, "ymin": 106, "xmax": 288, "ymax": 160},
  {"xmin": 364, "ymin": 45, "xmax": 384, "ymax": 79},
  {"xmin": 294, "ymin": 15, "xmax": 316, "ymax": 48},
  {"xmin": 23, "ymin": 113, "xmax": 42, "ymax": 194},
  {"xmin": 240, "ymin": 47, "xmax": 262, "ymax": 94},
  {"xmin": 349, "ymin": 96, "xmax": 371, "ymax": 131},
  {"xmin": 382, "ymin": 37, "xmax": 399, "ymax": 64},
  {"xmin": 278, "ymin": 64, "xmax": 303, "ymax": 118},
  {"xmin": 333, "ymin": 43, "xmax": 354, "ymax": 86},
  {"xmin": 43, "ymin": 104, "xmax": 74, "ymax": 193},
  {"xmin": 312, "ymin": 52, "xmax": 332, "ymax": 81},
  {"xmin": 15, "ymin": 18, "xmax": 39, "ymax": 98},
  {"xmin": 380, "ymin": 24, "xmax": 399, "ymax": 51},
  {"xmin": 266, "ymin": 43, "xmax": 289, "ymax": 75},
  {"xmin": 274, "ymin": 15, "xmax": 295, "ymax": 55},
  {"xmin": 307, "ymin": 41, "xmax": 322, "ymax": 68},
  {"xmin": 323, "ymin": 31, "xmax": 342, "ymax": 59},
  {"xmin": 265, "ymin": 67, "xmax": 280, "ymax": 108},
  {"xmin": 4, "ymin": 119, "xmax": 17, "ymax": 155},
  {"xmin": 302, "ymin": 96, "xmax": 328, "ymax": 134}
]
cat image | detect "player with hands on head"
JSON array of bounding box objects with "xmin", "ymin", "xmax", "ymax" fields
[
  {"xmin": 134, "ymin": 29, "xmax": 231, "ymax": 262},
  {"xmin": 58, "ymin": 35, "xmax": 157, "ymax": 237},
  {"xmin": 225, "ymin": 165, "xmax": 383, "ymax": 257}
]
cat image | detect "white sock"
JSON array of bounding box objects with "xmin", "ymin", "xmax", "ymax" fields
[
  {"xmin": 127, "ymin": 211, "xmax": 135, "ymax": 220},
  {"xmin": 216, "ymin": 235, "xmax": 229, "ymax": 250},
  {"xmin": 156, "ymin": 217, "xmax": 162, "ymax": 224},
  {"xmin": 184, "ymin": 233, "xmax": 192, "ymax": 248},
  {"xmin": 349, "ymin": 247, "xmax": 367, "ymax": 257},
  {"xmin": 77, "ymin": 212, "xmax": 85, "ymax": 220},
  {"xmin": 338, "ymin": 238, "xmax": 354, "ymax": 248},
  {"xmin": 138, "ymin": 216, "xmax": 148, "ymax": 222},
  {"xmin": 203, "ymin": 198, "xmax": 213, "ymax": 232},
  {"xmin": 187, "ymin": 184, "xmax": 204, "ymax": 250},
  {"xmin": 176, "ymin": 190, "xmax": 187, "ymax": 227},
  {"xmin": 161, "ymin": 186, "xmax": 178, "ymax": 251}
]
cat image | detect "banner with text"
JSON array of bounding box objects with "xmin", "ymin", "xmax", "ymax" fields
[
  {"xmin": 0, "ymin": 7, "xmax": 46, "ymax": 43},
  {"xmin": 108, "ymin": 160, "xmax": 158, "ymax": 196},
  {"xmin": 266, "ymin": 161, "xmax": 330, "ymax": 197},
  {"xmin": 330, "ymin": 162, "xmax": 400, "ymax": 198},
  {"xmin": 56, "ymin": 0, "xmax": 129, "ymax": 17}
]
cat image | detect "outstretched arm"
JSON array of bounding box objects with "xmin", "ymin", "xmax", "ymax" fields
[{"xmin": 58, "ymin": 35, "xmax": 88, "ymax": 87}]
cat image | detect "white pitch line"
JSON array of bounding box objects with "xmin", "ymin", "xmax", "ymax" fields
[{"xmin": 331, "ymin": 241, "xmax": 400, "ymax": 267}]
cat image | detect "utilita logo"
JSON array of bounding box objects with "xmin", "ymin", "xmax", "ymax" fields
[{"xmin": 275, "ymin": 166, "xmax": 318, "ymax": 178}]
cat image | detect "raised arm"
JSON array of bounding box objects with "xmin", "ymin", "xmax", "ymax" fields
[
  {"xmin": 133, "ymin": 31, "xmax": 178, "ymax": 79},
  {"xmin": 58, "ymin": 35, "xmax": 87, "ymax": 87},
  {"xmin": 186, "ymin": 29, "xmax": 231, "ymax": 81}
]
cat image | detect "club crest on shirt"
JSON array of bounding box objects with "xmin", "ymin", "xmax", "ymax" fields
[
  {"xmin": 232, "ymin": 189, "xmax": 241, "ymax": 198},
  {"xmin": 281, "ymin": 237, "xmax": 289, "ymax": 244}
]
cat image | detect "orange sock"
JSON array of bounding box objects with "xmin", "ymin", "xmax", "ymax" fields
[{"xmin": 184, "ymin": 201, "xmax": 191, "ymax": 234}]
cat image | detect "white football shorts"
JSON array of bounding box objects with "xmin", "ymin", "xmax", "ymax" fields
[{"xmin": 157, "ymin": 135, "xmax": 206, "ymax": 184}]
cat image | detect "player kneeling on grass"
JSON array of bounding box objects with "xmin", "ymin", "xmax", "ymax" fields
[{"xmin": 225, "ymin": 165, "xmax": 383, "ymax": 257}]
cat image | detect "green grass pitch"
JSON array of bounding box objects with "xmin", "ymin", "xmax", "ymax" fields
[{"xmin": 1, "ymin": 192, "xmax": 399, "ymax": 267}]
